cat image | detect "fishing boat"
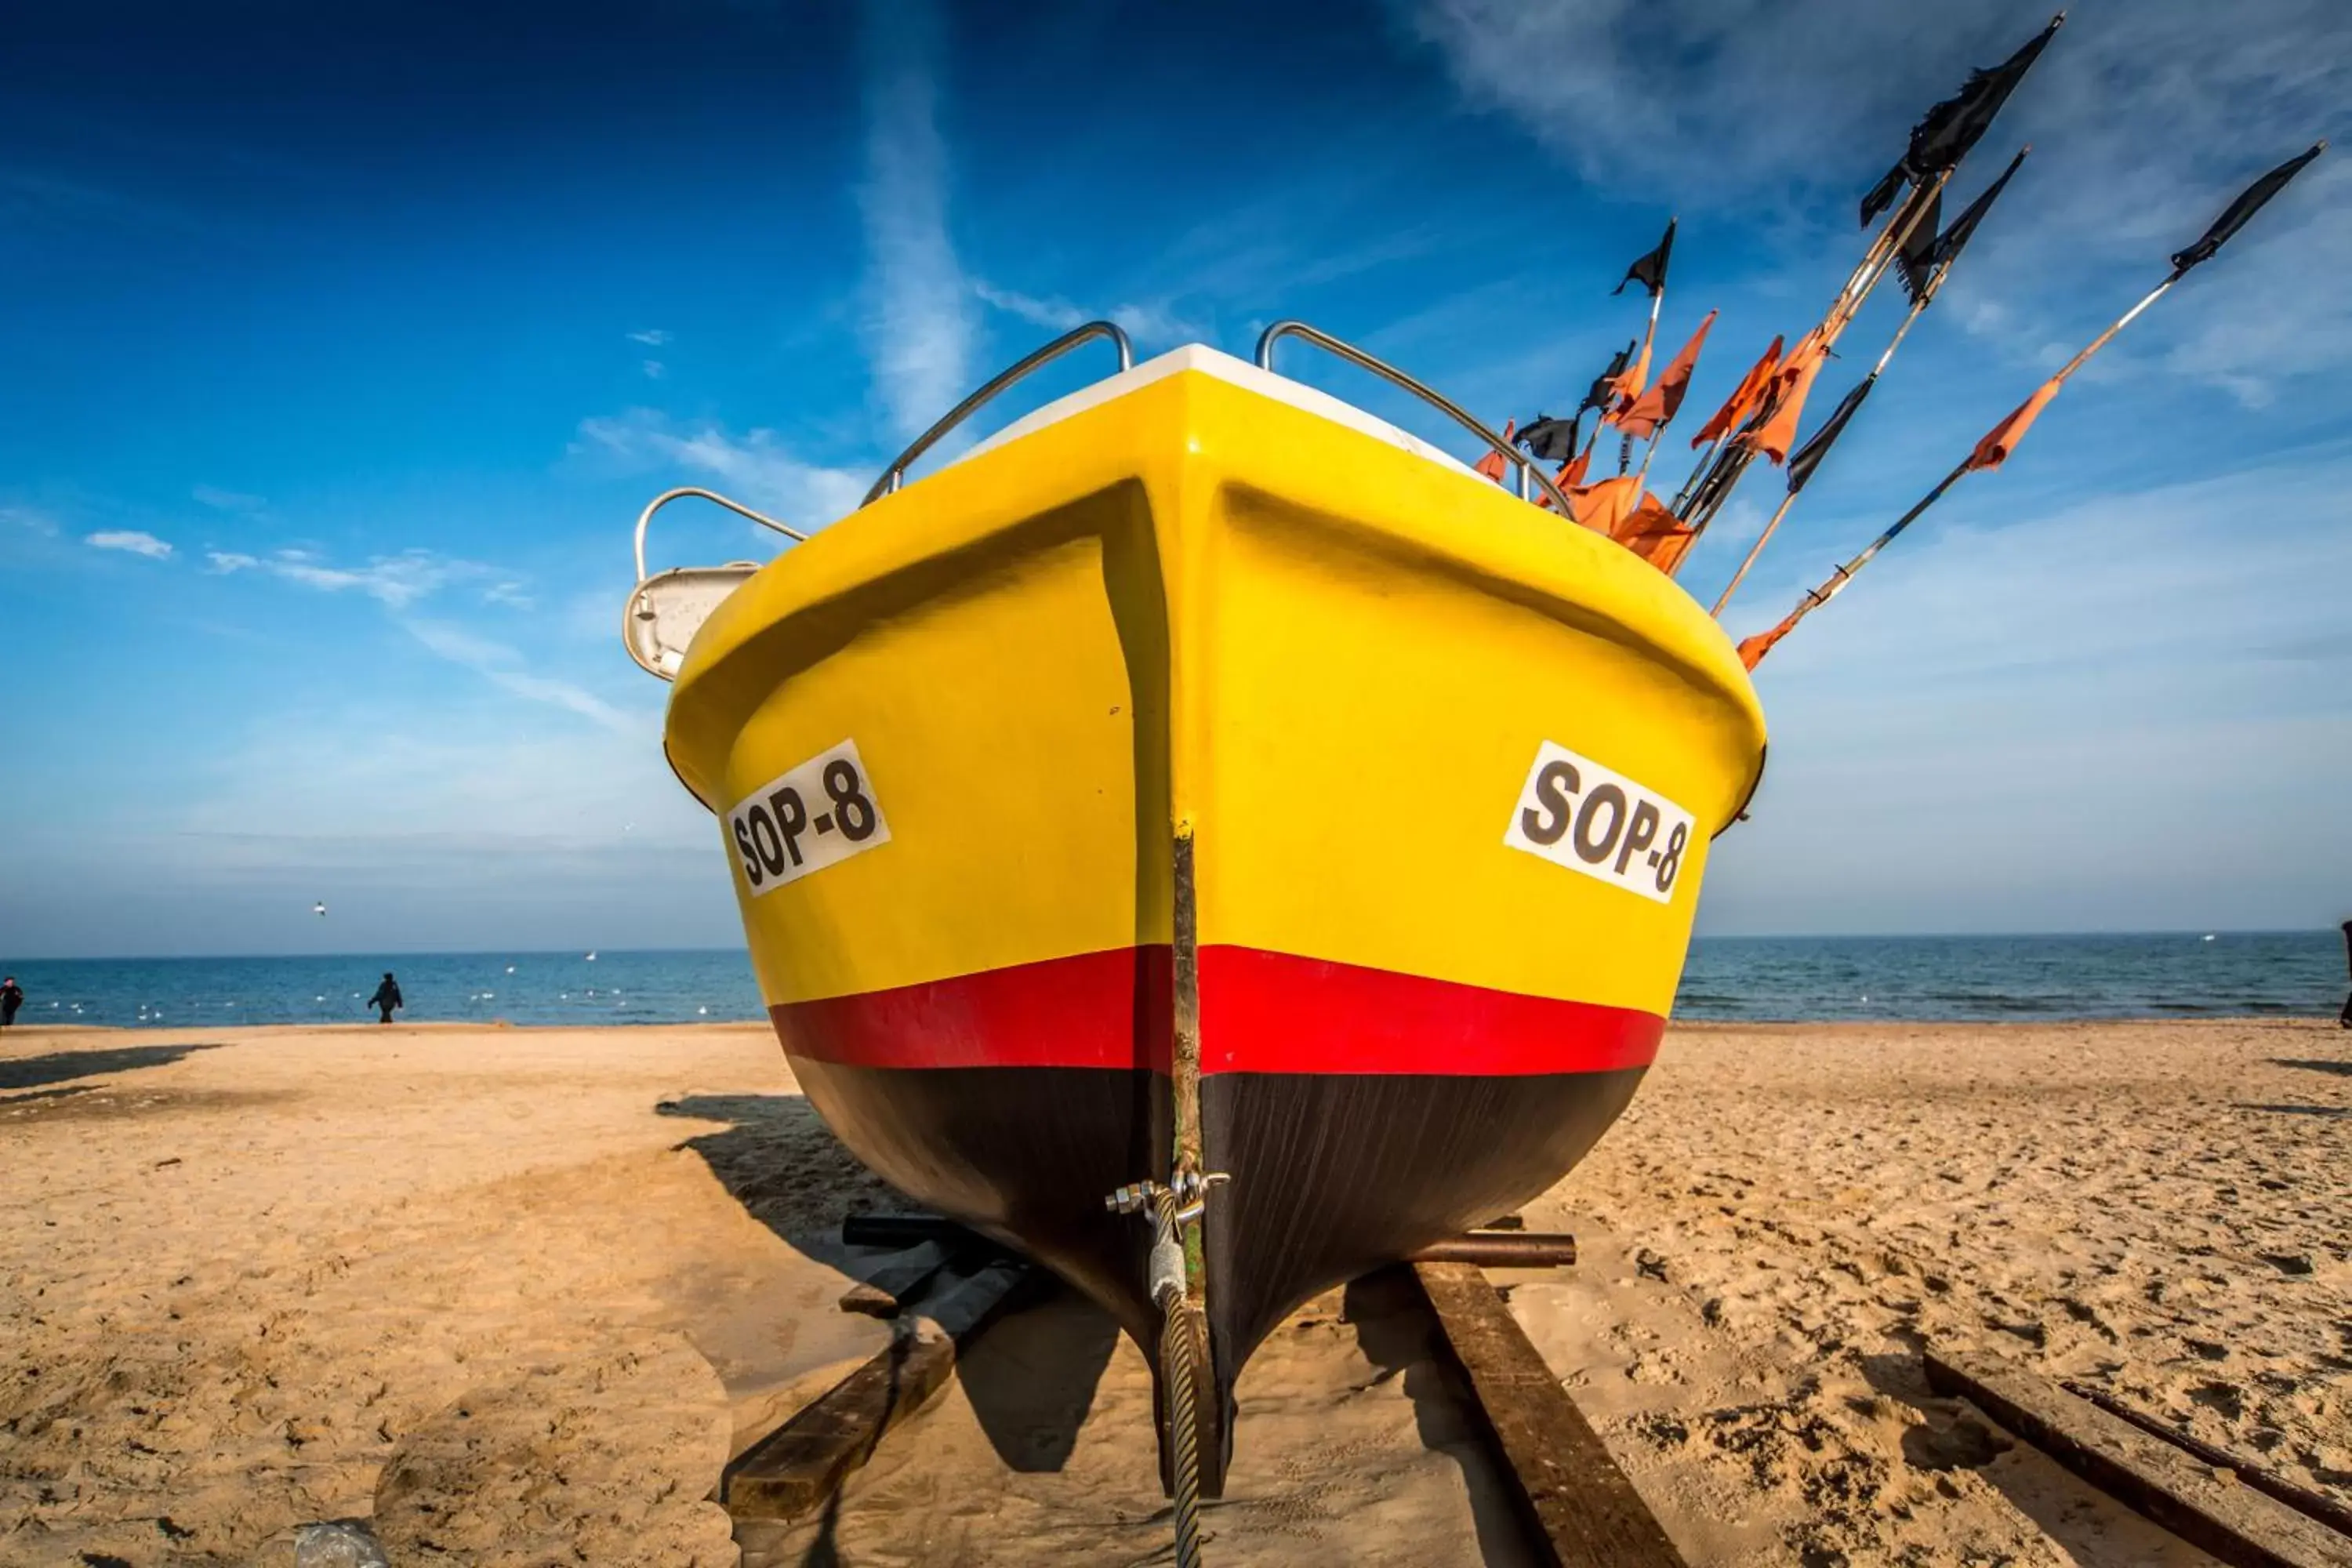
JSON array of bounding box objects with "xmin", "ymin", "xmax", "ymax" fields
[
  {"xmin": 614, "ymin": 69, "xmax": 2320, "ymax": 1529},
  {"xmin": 624, "ymin": 319, "xmax": 1768, "ymax": 1496}
]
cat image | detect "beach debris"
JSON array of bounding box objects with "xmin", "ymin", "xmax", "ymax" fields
[
  {"xmin": 1925, "ymin": 1344, "xmax": 2352, "ymax": 1568},
  {"xmin": 292, "ymin": 1519, "xmax": 390, "ymax": 1568}
]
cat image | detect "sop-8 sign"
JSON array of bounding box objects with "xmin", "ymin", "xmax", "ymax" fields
[
  {"xmin": 1502, "ymin": 740, "xmax": 1692, "ymax": 904},
  {"xmin": 728, "ymin": 739, "xmax": 892, "ymax": 895}
]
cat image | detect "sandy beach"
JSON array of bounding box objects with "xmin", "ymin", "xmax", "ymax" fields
[{"xmin": 2, "ymin": 1018, "xmax": 2344, "ymax": 1566}]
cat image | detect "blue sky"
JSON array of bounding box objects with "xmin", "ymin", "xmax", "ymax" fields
[{"xmin": 4, "ymin": 0, "xmax": 2348, "ymax": 958}]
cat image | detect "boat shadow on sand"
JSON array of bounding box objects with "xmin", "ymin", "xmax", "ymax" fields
[
  {"xmin": 656, "ymin": 1091, "xmax": 1123, "ymax": 1475},
  {"xmin": 654, "ymin": 1092, "xmax": 1530, "ymax": 1565}
]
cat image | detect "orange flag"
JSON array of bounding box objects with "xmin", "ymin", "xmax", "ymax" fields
[
  {"xmin": 1566, "ymin": 474, "xmax": 1641, "ymax": 535},
  {"xmin": 1613, "ymin": 311, "xmax": 1717, "ymax": 441},
  {"xmin": 1737, "ymin": 606, "xmax": 1805, "ymax": 671},
  {"xmin": 1740, "ymin": 332, "xmax": 1829, "ymax": 465},
  {"xmin": 1605, "ymin": 340, "xmax": 1654, "ymax": 420},
  {"xmin": 1473, "ymin": 419, "xmax": 1516, "ymax": 483},
  {"xmin": 1966, "ymin": 378, "xmax": 2063, "ymax": 471},
  {"xmin": 1534, "ymin": 452, "xmax": 1592, "ymax": 510},
  {"xmin": 1690, "ymin": 335, "xmax": 1784, "ymax": 448},
  {"xmin": 1613, "ymin": 492, "xmax": 1700, "ymax": 575}
]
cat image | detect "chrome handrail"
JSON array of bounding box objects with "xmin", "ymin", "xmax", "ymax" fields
[
  {"xmin": 1254, "ymin": 321, "xmax": 1577, "ymax": 517},
  {"xmin": 862, "ymin": 321, "xmax": 1134, "ymax": 506},
  {"xmin": 633, "ymin": 486, "xmax": 805, "ymax": 583}
]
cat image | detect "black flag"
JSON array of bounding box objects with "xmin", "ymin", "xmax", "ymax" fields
[
  {"xmin": 2169, "ymin": 142, "xmax": 2327, "ymax": 275},
  {"xmin": 1612, "ymin": 219, "xmax": 1676, "ymax": 297},
  {"xmin": 1893, "ymin": 189, "xmax": 1944, "ymax": 306},
  {"xmin": 1861, "ymin": 13, "xmax": 2062, "ymax": 224},
  {"xmin": 1785, "ymin": 377, "xmax": 1874, "ymax": 494},
  {"xmin": 1516, "ymin": 415, "xmax": 1581, "ymax": 463},
  {"xmin": 1582, "ymin": 340, "xmax": 1636, "ymax": 415},
  {"xmin": 1897, "ymin": 146, "xmax": 2028, "ymax": 305}
]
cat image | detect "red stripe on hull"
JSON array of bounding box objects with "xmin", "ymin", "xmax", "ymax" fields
[
  {"xmin": 1199, "ymin": 946, "xmax": 1662, "ymax": 1076},
  {"xmin": 770, "ymin": 944, "xmax": 1661, "ymax": 1077},
  {"xmin": 771, "ymin": 946, "xmax": 1172, "ymax": 1072}
]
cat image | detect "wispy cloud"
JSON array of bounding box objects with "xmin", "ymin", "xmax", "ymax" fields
[
  {"xmin": 641, "ymin": 358, "xmax": 666, "ymax": 379},
  {"xmin": 574, "ymin": 409, "xmax": 867, "ymax": 529},
  {"xmin": 204, "ymin": 546, "xmax": 482, "ymax": 608},
  {"xmin": 1, "ymin": 505, "xmax": 57, "ymax": 538},
  {"xmin": 401, "ymin": 618, "xmax": 635, "ymax": 731},
  {"xmin": 191, "ymin": 484, "xmax": 265, "ymax": 514},
  {"xmin": 85, "ymin": 528, "xmax": 174, "ymax": 558},
  {"xmin": 974, "ymin": 281, "xmax": 1203, "ymax": 350},
  {"xmin": 626, "ymin": 328, "xmax": 672, "ymax": 346},
  {"xmin": 857, "ymin": 1, "xmax": 977, "ymax": 440},
  {"xmin": 194, "ymin": 541, "xmax": 624, "ymax": 728}
]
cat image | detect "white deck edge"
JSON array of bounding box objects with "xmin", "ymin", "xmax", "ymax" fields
[{"xmin": 951, "ymin": 343, "xmax": 1480, "ymax": 480}]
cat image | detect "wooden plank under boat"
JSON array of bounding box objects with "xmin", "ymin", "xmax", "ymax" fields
[{"xmin": 630, "ymin": 332, "xmax": 1767, "ymax": 1494}]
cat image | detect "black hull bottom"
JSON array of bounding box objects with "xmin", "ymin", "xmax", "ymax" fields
[{"xmin": 788, "ymin": 1057, "xmax": 1645, "ymax": 1493}]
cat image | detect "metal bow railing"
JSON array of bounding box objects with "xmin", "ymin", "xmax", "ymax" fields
[
  {"xmin": 862, "ymin": 321, "xmax": 1135, "ymax": 506},
  {"xmin": 1254, "ymin": 321, "xmax": 1577, "ymax": 517}
]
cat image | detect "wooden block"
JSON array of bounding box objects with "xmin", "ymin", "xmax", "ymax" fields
[
  {"xmin": 1926, "ymin": 1345, "xmax": 2352, "ymax": 1568},
  {"xmin": 1413, "ymin": 1261, "xmax": 1687, "ymax": 1568},
  {"xmin": 725, "ymin": 1260, "xmax": 1028, "ymax": 1521},
  {"xmin": 1408, "ymin": 1232, "xmax": 1577, "ymax": 1269},
  {"xmin": 837, "ymin": 1240, "xmax": 951, "ymax": 1318}
]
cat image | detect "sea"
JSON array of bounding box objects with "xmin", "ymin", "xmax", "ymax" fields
[{"xmin": 1, "ymin": 932, "xmax": 2343, "ymax": 1030}]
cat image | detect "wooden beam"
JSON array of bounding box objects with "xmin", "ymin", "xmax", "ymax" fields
[
  {"xmin": 2063, "ymin": 1380, "xmax": 2352, "ymax": 1541},
  {"xmin": 1926, "ymin": 1346, "xmax": 2352, "ymax": 1568},
  {"xmin": 1413, "ymin": 1261, "xmax": 1687, "ymax": 1568},
  {"xmin": 836, "ymin": 1240, "xmax": 952, "ymax": 1318},
  {"xmin": 1407, "ymin": 1232, "xmax": 1577, "ymax": 1269},
  {"xmin": 725, "ymin": 1260, "xmax": 1029, "ymax": 1521}
]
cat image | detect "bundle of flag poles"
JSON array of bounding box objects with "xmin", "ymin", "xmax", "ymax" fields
[
  {"xmin": 1733, "ymin": 136, "xmax": 2325, "ymax": 671},
  {"xmin": 1462, "ymin": 13, "xmax": 2323, "ymax": 675}
]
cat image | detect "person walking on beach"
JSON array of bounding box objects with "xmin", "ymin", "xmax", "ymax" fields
[
  {"xmin": 0, "ymin": 977, "xmax": 21, "ymax": 1029},
  {"xmin": 368, "ymin": 971, "xmax": 402, "ymax": 1025},
  {"xmin": 2339, "ymin": 920, "xmax": 2352, "ymax": 1029}
]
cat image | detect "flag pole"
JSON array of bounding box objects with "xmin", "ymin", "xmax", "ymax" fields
[
  {"xmin": 1707, "ymin": 307, "xmax": 1918, "ymax": 615},
  {"xmin": 1740, "ymin": 136, "xmax": 2328, "ymax": 669},
  {"xmin": 1669, "ymin": 434, "xmax": 1726, "ymax": 514},
  {"xmin": 1675, "ymin": 169, "xmax": 1955, "ymax": 543},
  {"xmin": 1737, "ymin": 272, "xmax": 2182, "ymax": 667},
  {"xmin": 1632, "ymin": 427, "xmax": 1664, "ymax": 491},
  {"xmin": 1618, "ymin": 287, "xmax": 1665, "ymax": 474},
  {"xmin": 1710, "ymin": 144, "xmax": 2034, "ymax": 616},
  {"xmin": 1710, "ymin": 488, "xmax": 1801, "ymax": 617}
]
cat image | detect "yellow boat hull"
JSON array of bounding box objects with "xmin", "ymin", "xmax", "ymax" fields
[{"xmin": 663, "ymin": 350, "xmax": 1766, "ymax": 1486}]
